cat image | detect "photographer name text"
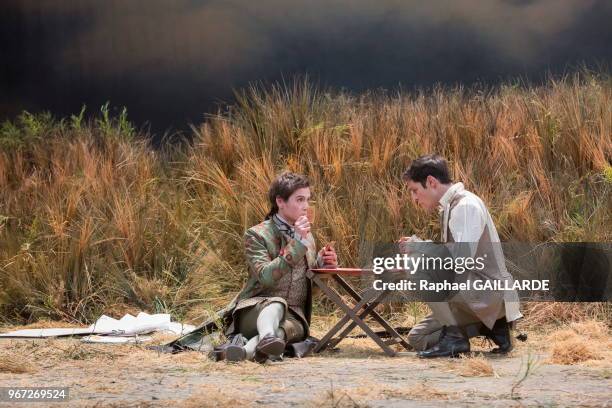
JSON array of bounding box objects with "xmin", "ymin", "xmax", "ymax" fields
[{"xmin": 372, "ymin": 279, "xmax": 550, "ymax": 291}]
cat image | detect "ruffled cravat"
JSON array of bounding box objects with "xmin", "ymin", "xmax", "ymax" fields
[{"xmin": 272, "ymin": 214, "xmax": 295, "ymax": 239}]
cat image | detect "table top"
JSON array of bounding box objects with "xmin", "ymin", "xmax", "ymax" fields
[{"xmin": 309, "ymin": 267, "xmax": 374, "ymax": 276}]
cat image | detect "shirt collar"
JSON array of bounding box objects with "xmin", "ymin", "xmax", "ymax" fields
[
  {"xmin": 275, "ymin": 213, "xmax": 293, "ymax": 227},
  {"xmin": 438, "ymin": 182, "xmax": 464, "ymax": 211},
  {"xmin": 272, "ymin": 213, "xmax": 295, "ymax": 238}
]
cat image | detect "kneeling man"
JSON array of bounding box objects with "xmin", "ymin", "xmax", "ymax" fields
[{"xmin": 401, "ymin": 154, "xmax": 522, "ymax": 358}]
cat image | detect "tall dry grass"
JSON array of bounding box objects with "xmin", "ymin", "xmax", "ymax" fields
[{"xmin": 0, "ymin": 72, "xmax": 610, "ymax": 325}]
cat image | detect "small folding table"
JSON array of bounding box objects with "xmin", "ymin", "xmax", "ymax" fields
[{"xmin": 306, "ymin": 267, "xmax": 411, "ymax": 357}]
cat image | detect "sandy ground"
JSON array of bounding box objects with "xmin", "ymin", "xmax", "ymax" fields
[{"xmin": 1, "ymin": 323, "xmax": 611, "ymax": 408}]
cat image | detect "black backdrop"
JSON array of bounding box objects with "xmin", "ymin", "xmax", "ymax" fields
[{"xmin": 2, "ymin": 0, "xmax": 611, "ymax": 135}]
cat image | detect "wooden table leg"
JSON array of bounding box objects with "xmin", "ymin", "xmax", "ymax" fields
[
  {"xmin": 311, "ymin": 274, "xmax": 397, "ymax": 357},
  {"xmin": 310, "ymin": 274, "xmax": 373, "ymax": 353},
  {"xmin": 324, "ymin": 288, "xmax": 381, "ymax": 349},
  {"xmin": 326, "ymin": 290, "xmax": 385, "ymax": 349},
  {"xmin": 332, "ymin": 274, "xmax": 411, "ymax": 350}
]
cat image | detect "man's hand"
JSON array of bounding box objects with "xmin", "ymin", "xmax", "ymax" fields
[
  {"xmin": 397, "ymin": 235, "xmax": 416, "ymax": 255},
  {"xmin": 319, "ymin": 243, "xmax": 338, "ymax": 267},
  {"xmin": 294, "ymin": 215, "xmax": 311, "ymax": 240}
]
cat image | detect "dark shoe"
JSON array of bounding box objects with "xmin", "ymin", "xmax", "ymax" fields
[
  {"xmin": 285, "ymin": 337, "xmax": 319, "ymax": 358},
  {"xmin": 224, "ymin": 344, "xmax": 247, "ymax": 362},
  {"xmin": 209, "ymin": 335, "xmax": 247, "ymax": 362},
  {"xmin": 485, "ymin": 317, "xmax": 513, "ymax": 354},
  {"xmin": 417, "ymin": 326, "xmax": 470, "ymax": 358},
  {"xmin": 208, "ymin": 348, "xmax": 224, "ymax": 362},
  {"xmin": 254, "ymin": 334, "xmax": 286, "ymax": 363}
]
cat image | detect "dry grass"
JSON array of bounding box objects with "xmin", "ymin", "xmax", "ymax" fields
[
  {"xmin": 446, "ymin": 353, "xmax": 496, "ymax": 377},
  {"xmin": 314, "ymin": 338, "xmax": 386, "ymax": 359},
  {"xmin": 86, "ymin": 402, "xmax": 158, "ymax": 408},
  {"xmin": 569, "ymin": 320, "xmax": 609, "ymax": 340},
  {"xmin": 399, "ymin": 382, "xmax": 454, "ymax": 400},
  {"xmin": 0, "ymin": 352, "xmax": 36, "ymax": 374},
  {"xmin": 307, "ymin": 380, "xmax": 454, "ymax": 407},
  {"xmin": 547, "ymin": 320, "xmax": 610, "ymax": 365},
  {"xmin": 549, "ymin": 339, "xmax": 603, "ymax": 365},
  {"xmin": 0, "ymin": 337, "xmax": 283, "ymax": 378},
  {"xmin": 521, "ymin": 303, "xmax": 611, "ymax": 329},
  {"xmin": 0, "ymin": 71, "xmax": 611, "ymax": 326},
  {"xmin": 178, "ymin": 385, "xmax": 256, "ymax": 408}
]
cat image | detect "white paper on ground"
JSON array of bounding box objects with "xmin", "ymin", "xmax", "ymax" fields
[
  {"xmin": 81, "ymin": 335, "xmax": 153, "ymax": 344},
  {"xmin": 0, "ymin": 328, "xmax": 95, "ymax": 338},
  {"xmin": 0, "ymin": 312, "xmax": 195, "ymax": 338}
]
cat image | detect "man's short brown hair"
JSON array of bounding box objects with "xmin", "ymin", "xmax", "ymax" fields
[
  {"xmin": 266, "ymin": 172, "xmax": 310, "ymax": 219},
  {"xmin": 403, "ymin": 154, "xmax": 452, "ymax": 187}
]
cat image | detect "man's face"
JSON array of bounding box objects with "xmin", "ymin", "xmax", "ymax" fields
[
  {"xmin": 277, "ymin": 187, "xmax": 311, "ymax": 224},
  {"xmin": 405, "ymin": 178, "xmax": 439, "ymax": 212}
]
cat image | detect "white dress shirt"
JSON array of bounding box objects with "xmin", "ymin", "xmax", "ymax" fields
[{"xmin": 439, "ymin": 182, "xmax": 491, "ymax": 258}]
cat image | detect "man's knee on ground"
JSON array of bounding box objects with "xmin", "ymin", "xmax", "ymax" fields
[
  {"xmin": 407, "ymin": 327, "xmax": 442, "ymax": 351},
  {"xmin": 407, "ymin": 329, "xmax": 429, "ymax": 351}
]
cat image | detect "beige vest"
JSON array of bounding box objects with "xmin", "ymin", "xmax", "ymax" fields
[{"xmin": 443, "ymin": 186, "xmax": 523, "ymax": 329}]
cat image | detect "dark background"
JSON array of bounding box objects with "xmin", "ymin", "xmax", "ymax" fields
[{"xmin": 2, "ymin": 0, "xmax": 611, "ymax": 134}]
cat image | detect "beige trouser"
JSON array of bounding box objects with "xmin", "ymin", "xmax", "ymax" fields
[
  {"xmin": 408, "ymin": 301, "xmax": 506, "ymax": 351},
  {"xmin": 236, "ymin": 302, "xmax": 306, "ymax": 343},
  {"xmin": 407, "ymin": 313, "xmax": 444, "ymax": 351}
]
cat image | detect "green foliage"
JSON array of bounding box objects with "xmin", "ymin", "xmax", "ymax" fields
[
  {"xmin": 96, "ymin": 102, "xmax": 135, "ymax": 140},
  {"xmin": 70, "ymin": 105, "xmax": 87, "ymax": 130},
  {"xmin": 0, "ymin": 104, "xmax": 135, "ymax": 152},
  {"xmin": 604, "ymin": 165, "xmax": 612, "ymax": 184},
  {"xmin": 0, "ymin": 111, "xmax": 54, "ymax": 149}
]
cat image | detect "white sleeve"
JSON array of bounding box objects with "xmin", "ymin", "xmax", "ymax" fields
[{"xmin": 448, "ymin": 202, "xmax": 486, "ymax": 258}]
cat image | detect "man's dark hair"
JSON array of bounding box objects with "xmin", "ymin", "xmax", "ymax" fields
[
  {"xmin": 266, "ymin": 172, "xmax": 310, "ymax": 219},
  {"xmin": 402, "ymin": 154, "xmax": 452, "ymax": 187}
]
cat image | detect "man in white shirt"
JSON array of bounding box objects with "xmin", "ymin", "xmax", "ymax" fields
[{"xmin": 400, "ymin": 154, "xmax": 522, "ymax": 358}]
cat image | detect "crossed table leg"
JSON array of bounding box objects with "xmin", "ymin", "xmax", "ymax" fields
[{"xmin": 307, "ymin": 270, "xmax": 411, "ymax": 357}]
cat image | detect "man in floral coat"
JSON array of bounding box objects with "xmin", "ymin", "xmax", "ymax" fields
[{"xmin": 165, "ymin": 172, "xmax": 337, "ymax": 362}]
